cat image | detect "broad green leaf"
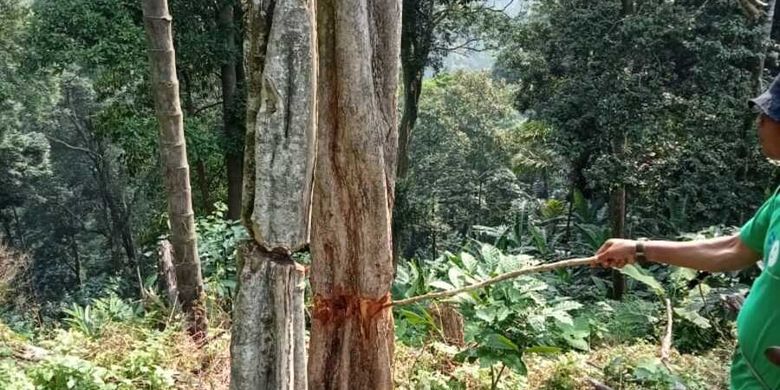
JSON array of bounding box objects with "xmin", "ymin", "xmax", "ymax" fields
[
  {"xmin": 549, "ymin": 311, "xmax": 574, "ymax": 327},
  {"xmin": 400, "ymin": 309, "xmax": 428, "ymax": 326},
  {"xmin": 483, "ymin": 333, "xmax": 520, "ymax": 352},
  {"xmin": 475, "ymin": 307, "xmax": 496, "ymax": 323},
  {"xmin": 674, "ymin": 307, "xmax": 711, "ymax": 329},
  {"xmin": 461, "ymin": 252, "xmax": 478, "ymax": 273},
  {"xmin": 552, "ymin": 300, "xmax": 583, "ymax": 312},
  {"xmin": 430, "ymin": 280, "xmax": 455, "ymax": 291},
  {"xmin": 502, "ymin": 353, "xmax": 528, "ymax": 375},
  {"xmin": 448, "ymin": 267, "xmax": 464, "ymax": 288},
  {"xmin": 480, "ymin": 244, "xmax": 502, "ymax": 267},
  {"xmin": 525, "ymin": 346, "xmax": 562, "ymax": 354},
  {"xmin": 619, "ymin": 264, "xmax": 665, "ymax": 296}
]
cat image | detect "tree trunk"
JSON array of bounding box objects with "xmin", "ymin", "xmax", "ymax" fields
[
  {"xmin": 429, "ymin": 303, "xmax": 464, "ymax": 346},
  {"xmin": 231, "ymin": 0, "xmax": 317, "ymax": 388},
  {"xmin": 609, "ymin": 186, "xmax": 626, "ymax": 300},
  {"xmin": 393, "ymin": 0, "xmax": 435, "ymax": 269},
  {"xmin": 68, "ymin": 231, "xmax": 82, "ymax": 287},
  {"xmin": 158, "ymin": 239, "xmax": 178, "ymax": 307},
  {"xmin": 142, "ymin": 0, "xmax": 207, "ymax": 339},
  {"xmin": 195, "ymin": 159, "xmax": 213, "ymax": 215},
  {"xmin": 309, "ymin": 1, "xmax": 401, "ymax": 389},
  {"xmin": 230, "ymin": 241, "xmax": 307, "ymax": 390},
  {"xmin": 219, "ymin": 3, "xmax": 244, "ymax": 221}
]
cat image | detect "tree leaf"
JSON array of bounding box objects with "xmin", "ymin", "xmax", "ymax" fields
[
  {"xmin": 483, "ymin": 333, "xmax": 520, "ymax": 352},
  {"xmin": 619, "ymin": 264, "xmax": 665, "ymax": 296},
  {"xmin": 525, "ymin": 345, "xmax": 562, "ymax": 354}
]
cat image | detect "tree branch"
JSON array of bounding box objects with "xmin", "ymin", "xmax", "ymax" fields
[
  {"xmin": 45, "ymin": 135, "xmax": 95, "ymax": 156},
  {"xmin": 389, "ymin": 256, "xmax": 596, "ymax": 307},
  {"xmin": 660, "ymin": 297, "xmax": 673, "ymax": 369},
  {"xmin": 193, "ymin": 101, "xmax": 222, "ymax": 116}
]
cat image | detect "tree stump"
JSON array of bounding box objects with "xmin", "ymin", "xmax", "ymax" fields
[
  {"xmin": 230, "ymin": 241, "xmax": 307, "ymax": 390},
  {"xmin": 429, "ymin": 304, "xmax": 465, "ymax": 346}
]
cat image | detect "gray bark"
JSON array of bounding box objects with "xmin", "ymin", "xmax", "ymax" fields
[
  {"xmin": 142, "ymin": 0, "xmax": 207, "ymax": 338},
  {"xmin": 231, "ymin": 0, "xmax": 316, "ymax": 388},
  {"xmin": 157, "ymin": 239, "xmax": 178, "ymax": 307},
  {"xmin": 242, "ymin": 0, "xmax": 317, "ymax": 252},
  {"xmin": 309, "ymin": 1, "xmax": 402, "ymax": 389},
  {"xmin": 230, "ymin": 241, "xmax": 307, "ymax": 390}
]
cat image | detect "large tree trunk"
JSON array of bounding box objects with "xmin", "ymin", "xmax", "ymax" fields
[
  {"xmin": 142, "ymin": 0, "xmax": 207, "ymax": 338},
  {"xmin": 393, "ymin": 0, "xmax": 435, "ymax": 269},
  {"xmin": 219, "ymin": 2, "xmax": 244, "ymax": 221},
  {"xmin": 309, "ymin": 1, "xmax": 401, "ymax": 389},
  {"xmin": 231, "ymin": 0, "xmax": 316, "ymax": 388}
]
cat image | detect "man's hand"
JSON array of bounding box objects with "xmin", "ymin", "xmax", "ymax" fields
[{"xmin": 595, "ymin": 238, "xmax": 637, "ymax": 268}]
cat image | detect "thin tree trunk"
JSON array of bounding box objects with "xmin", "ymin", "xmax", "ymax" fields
[
  {"xmin": 397, "ymin": 66, "xmax": 424, "ymax": 180},
  {"xmin": 309, "ymin": 1, "xmax": 401, "ymax": 388},
  {"xmin": 609, "ymin": 186, "xmax": 626, "ymax": 300},
  {"xmin": 220, "ymin": 3, "xmax": 244, "ymax": 221},
  {"xmin": 231, "ymin": 0, "xmax": 316, "ymax": 388},
  {"xmin": 12, "ymin": 207, "xmax": 26, "ymax": 249},
  {"xmin": 68, "ymin": 232, "xmax": 82, "ymax": 287},
  {"xmin": 608, "ymin": 0, "xmax": 635, "ymax": 301},
  {"xmin": 158, "ymin": 239, "xmax": 178, "ymax": 307},
  {"xmin": 393, "ymin": 0, "xmax": 435, "ymax": 270},
  {"xmin": 195, "ymin": 159, "xmax": 213, "ymax": 214},
  {"xmin": 142, "ymin": 0, "xmax": 207, "ymax": 339}
]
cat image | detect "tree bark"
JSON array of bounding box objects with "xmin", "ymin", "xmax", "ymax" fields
[
  {"xmin": 230, "ymin": 241, "xmax": 307, "ymax": 390},
  {"xmin": 231, "ymin": 0, "xmax": 317, "ymax": 388},
  {"xmin": 219, "ymin": 2, "xmax": 244, "ymax": 221},
  {"xmin": 393, "ymin": 0, "xmax": 435, "ymax": 269},
  {"xmin": 609, "ymin": 186, "xmax": 626, "ymax": 300},
  {"xmin": 158, "ymin": 239, "xmax": 178, "ymax": 307},
  {"xmin": 309, "ymin": 1, "xmax": 401, "ymax": 389},
  {"xmin": 142, "ymin": 0, "xmax": 207, "ymax": 339}
]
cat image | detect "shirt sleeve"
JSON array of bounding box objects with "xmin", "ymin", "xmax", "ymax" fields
[{"xmin": 740, "ymin": 195, "xmax": 777, "ymax": 254}]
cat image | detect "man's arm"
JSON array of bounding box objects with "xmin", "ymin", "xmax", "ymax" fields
[{"xmin": 596, "ymin": 233, "xmax": 761, "ymax": 272}]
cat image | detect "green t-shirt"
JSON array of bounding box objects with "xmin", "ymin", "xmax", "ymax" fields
[{"xmin": 734, "ymin": 190, "xmax": 780, "ymax": 389}]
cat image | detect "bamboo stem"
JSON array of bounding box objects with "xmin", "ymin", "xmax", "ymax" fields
[{"xmin": 389, "ymin": 256, "xmax": 597, "ymax": 307}]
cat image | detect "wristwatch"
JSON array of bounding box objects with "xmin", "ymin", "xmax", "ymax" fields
[{"xmin": 635, "ymin": 238, "xmax": 648, "ymax": 263}]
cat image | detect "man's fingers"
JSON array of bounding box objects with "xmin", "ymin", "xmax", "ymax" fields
[{"xmin": 596, "ymin": 241, "xmax": 613, "ymax": 255}]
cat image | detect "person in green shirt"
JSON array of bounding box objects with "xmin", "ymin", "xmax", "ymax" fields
[{"xmin": 595, "ymin": 74, "xmax": 780, "ymax": 390}]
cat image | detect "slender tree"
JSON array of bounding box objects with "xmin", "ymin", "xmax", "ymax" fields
[
  {"xmin": 308, "ymin": 1, "xmax": 401, "ymax": 388},
  {"xmin": 218, "ymin": 1, "xmax": 245, "ymax": 221},
  {"xmin": 230, "ymin": 0, "xmax": 316, "ymax": 388},
  {"xmin": 141, "ymin": 0, "xmax": 207, "ymax": 338}
]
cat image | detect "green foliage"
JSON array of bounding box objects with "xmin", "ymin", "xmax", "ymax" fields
[
  {"xmin": 27, "ymin": 355, "xmax": 113, "ymax": 390},
  {"xmin": 397, "ymin": 71, "xmax": 528, "ymax": 259},
  {"xmin": 62, "ymin": 295, "xmax": 137, "ymax": 338},
  {"xmin": 497, "ymin": 0, "xmax": 775, "ymax": 234},
  {"xmin": 195, "ymin": 203, "xmax": 248, "ymax": 312},
  {"xmin": 395, "ymin": 244, "xmax": 586, "ymax": 383},
  {"xmin": 0, "ymin": 359, "xmax": 35, "ymax": 390}
]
